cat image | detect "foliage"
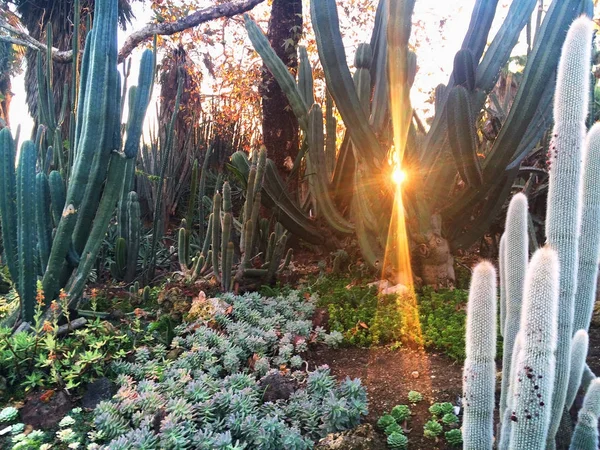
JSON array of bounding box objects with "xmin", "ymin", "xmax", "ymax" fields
[
  {"xmin": 442, "ymin": 413, "xmax": 459, "ymax": 426},
  {"xmin": 0, "ymin": 291, "xmax": 154, "ymax": 396},
  {"xmin": 311, "ymin": 276, "xmax": 469, "ymax": 360},
  {"xmin": 376, "ymin": 414, "xmax": 396, "ymax": 431},
  {"xmin": 0, "ymin": 406, "xmax": 17, "ymax": 422},
  {"xmin": 84, "ymin": 291, "xmax": 365, "ymax": 448}
]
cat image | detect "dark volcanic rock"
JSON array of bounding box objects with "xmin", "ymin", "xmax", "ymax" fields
[
  {"xmin": 82, "ymin": 377, "xmax": 116, "ymax": 410},
  {"xmin": 21, "ymin": 390, "xmax": 72, "ymax": 429},
  {"xmin": 259, "ymin": 372, "xmax": 299, "ymax": 402}
]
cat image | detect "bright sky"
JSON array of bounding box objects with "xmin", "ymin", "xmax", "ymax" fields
[{"xmin": 9, "ymin": 0, "xmax": 518, "ymax": 141}]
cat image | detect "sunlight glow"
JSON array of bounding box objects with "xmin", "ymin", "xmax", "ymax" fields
[{"xmin": 391, "ymin": 167, "xmax": 407, "ymax": 185}]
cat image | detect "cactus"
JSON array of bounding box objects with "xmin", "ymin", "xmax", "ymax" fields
[
  {"xmin": 508, "ymin": 248, "xmax": 559, "ymax": 450},
  {"xmin": 566, "ymin": 330, "xmax": 589, "ymax": 410},
  {"xmin": 0, "ymin": 0, "xmax": 155, "ymax": 318},
  {"xmin": 462, "ymin": 261, "xmax": 496, "ymax": 450},
  {"xmin": 570, "ymin": 379, "xmax": 600, "ymax": 450},
  {"xmin": 499, "ymin": 193, "xmax": 528, "ymax": 422},
  {"xmin": 245, "ymin": 0, "xmax": 590, "ymax": 284},
  {"xmin": 544, "ymin": 17, "xmax": 594, "ymax": 445},
  {"xmin": 463, "ymin": 16, "xmax": 600, "ymax": 449}
]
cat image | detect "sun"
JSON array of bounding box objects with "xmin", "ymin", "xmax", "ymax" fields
[{"xmin": 391, "ymin": 168, "xmax": 407, "ymax": 185}]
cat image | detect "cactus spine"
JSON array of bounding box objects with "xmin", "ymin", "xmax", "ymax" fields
[{"xmin": 462, "ymin": 261, "xmax": 497, "ymax": 450}]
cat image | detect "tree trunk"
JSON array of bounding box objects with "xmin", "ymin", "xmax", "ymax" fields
[{"xmin": 260, "ymin": 0, "xmax": 302, "ymax": 191}]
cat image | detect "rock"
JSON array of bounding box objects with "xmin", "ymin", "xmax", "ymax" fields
[
  {"xmin": 21, "ymin": 390, "xmax": 72, "ymax": 429},
  {"xmin": 411, "ymin": 371, "xmax": 419, "ymax": 379},
  {"xmin": 316, "ymin": 424, "xmax": 387, "ymax": 450},
  {"xmin": 166, "ymin": 348, "xmax": 184, "ymax": 361},
  {"xmin": 259, "ymin": 373, "xmax": 299, "ymax": 402},
  {"xmin": 380, "ymin": 283, "xmax": 410, "ymax": 296},
  {"xmin": 82, "ymin": 377, "xmax": 116, "ymax": 410}
]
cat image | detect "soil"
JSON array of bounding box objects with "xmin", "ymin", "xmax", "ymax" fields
[
  {"xmin": 307, "ymin": 346, "xmax": 464, "ymax": 450},
  {"xmin": 307, "ymin": 321, "xmax": 600, "ymax": 450}
]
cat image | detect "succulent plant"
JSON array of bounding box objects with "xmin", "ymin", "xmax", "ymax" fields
[
  {"xmin": 0, "ymin": 406, "xmax": 18, "ymax": 423},
  {"xmin": 445, "ymin": 428, "xmax": 463, "ymax": 447},
  {"xmin": 391, "ymin": 404, "xmax": 411, "ymax": 423},
  {"xmin": 407, "ymin": 390, "xmax": 423, "ymax": 403},
  {"xmin": 423, "ymin": 419, "xmax": 443, "ymax": 439},
  {"xmin": 387, "ymin": 431, "xmax": 409, "ymax": 449},
  {"xmin": 377, "ymin": 414, "xmax": 396, "ymax": 431}
]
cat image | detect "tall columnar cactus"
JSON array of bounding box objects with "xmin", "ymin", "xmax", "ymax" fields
[
  {"xmin": 245, "ymin": 0, "xmax": 590, "ymax": 285},
  {"xmin": 499, "ymin": 234, "xmax": 507, "ymax": 337},
  {"xmin": 462, "ymin": 261, "xmax": 496, "ymax": 450},
  {"xmin": 0, "ymin": 0, "xmax": 155, "ymax": 318},
  {"xmin": 544, "ymin": 16, "xmax": 593, "ymax": 445},
  {"xmin": 573, "ymin": 123, "xmax": 600, "ymax": 333},
  {"xmin": 500, "ymin": 193, "xmax": 528, "ymax": 422},
  {"xmin": 508, "ymin": 248, "xmax": 559, "ymax": 450},
  {"xmin": 570, "ymin": 379, "xmax": 600, "ymax": 449}
]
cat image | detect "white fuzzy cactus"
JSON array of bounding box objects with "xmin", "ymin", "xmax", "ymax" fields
[
  {"xmin": 500, "ymin": 193, "xmax": 529, "ymax": 422},
  {"xmin": 462, "ymin": 261, "xmax": 497, "ymax": 450},
  {"xmin": 545, "ymin": 16, "xmax": 594, "ymax": 444},
  {"xmin": 509, "ymin": 248, "xmax": 559, "ymax": 449},
  {"xmin": 570, "ymin": 379, "xmax": 600, "ymax": 449},
  {"xmin": 566, "ymin": 329, "xmax": 589, "ymax": 409}
]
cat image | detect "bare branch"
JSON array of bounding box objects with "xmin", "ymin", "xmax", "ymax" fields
[{"xmin": 0, "ymin": 0, "xmax": 266, "ymax": 64}]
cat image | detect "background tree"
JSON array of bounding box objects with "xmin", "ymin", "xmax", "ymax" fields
[{"xmin": 260, "ymin": 0, "xmax": 302, "ymax": 188}]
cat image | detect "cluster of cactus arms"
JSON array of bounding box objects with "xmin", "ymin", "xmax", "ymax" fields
[
  {"xmin": 245, "ymin": 0, "xmax": 592, "ymax": 284},
  {"xmin": 177, "ymin": 147, "xmax": 293, "ymax": 291},
  {"xmin": 0, "ymin": 0, "xmax": 154, "ymax": 322},
  {"xmin": 463, "ymin": 17, "xmax": 600, "ymax": 449}
]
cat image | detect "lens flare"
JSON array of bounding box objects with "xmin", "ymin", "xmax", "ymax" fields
[{"xmin": 392, "ymin": 168, "xmax": 407, "ymax": 185}]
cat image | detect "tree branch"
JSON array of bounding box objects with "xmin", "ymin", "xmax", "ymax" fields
[{"xmin": 0, "ymin": 0, "xmax": 266, "ymax": 64}]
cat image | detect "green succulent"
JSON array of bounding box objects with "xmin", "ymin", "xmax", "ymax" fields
[
  {"xmin": 442, "ymin": 413, "xmax": 459, "ymax": 426},
  {"xmin": 387, "ymin": 431, "xmax": 409, "ymax": 449},
  {"xmin": 0, "ymin": 406, "xmax": 18, "ymax": 423},
  {"xmin": 384, "ymin": 422, "xmax": 403, "ymax": 437},
  {"xmin": 391, "ymin": 404, "xmax": 411, "ymax": 422},
  {"xmin": 445, "ymin": 428, "xmax": 463, "ymax": 447},
  {"xmin": 429, "ymin": 402, "xmax": 454, "ymax": 417},
  {"xmin": 377, "ymin": 414, "xmax": 396, "ymax": 431},
  {"xmin": 423, "ymin": 420, "xmax": 443, "ymax": 439},
  {"xmin": 407, "ymin": 390, "xmax": 423, "ymax": 403}
]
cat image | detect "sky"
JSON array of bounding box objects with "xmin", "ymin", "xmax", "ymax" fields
[{"xmin": 8, "ymin": 0, "xmax": 518, "ymax": 141}]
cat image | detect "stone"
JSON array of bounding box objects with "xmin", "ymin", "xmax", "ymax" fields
[
  {"xmin": 82, "ymin": 377, "xmax": 116, "ymax": 410},
  {"xmin": 315, "ymin": 424, "xmax": 387, "ymax": 450},
  {"xmin": 258, "ymin": 373, "xmax": 298, "ymax": 402},
  {"xmin": 411, "ymin": 371, "xmax": 420, "ymax": 379},
  {"xmin": 21, "ymin": 390, "xmax": 72, "ymax": 429}
]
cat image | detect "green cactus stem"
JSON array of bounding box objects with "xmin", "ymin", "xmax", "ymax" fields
[
  {"xmin": 0, "ymin": 129, "xmax": 18, "ymax": 290},
  {"xmin": 566, "ymin": 329, "xmax": 589, "ymax": 410}
]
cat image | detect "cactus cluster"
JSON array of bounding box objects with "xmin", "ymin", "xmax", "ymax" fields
[
  {"xmin": 0, "ymin": 0, "xmax": 154, "ymax": 321},
  {"xmin": 244, "ymin": 0, "xmax": 591, "ymax": 284},
  {"xmin": 177, "ymin": 147, "xmax": 293, "ymax": 291},
  {"xmin": 463, "ymin": 16, "xmax": 600, "ymax": 449}
]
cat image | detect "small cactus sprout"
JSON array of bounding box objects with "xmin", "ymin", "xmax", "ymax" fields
[
  {"xmin": 442, "ymin": 413, "xmax": 459, "ymax": 427},
  {"xmin": 385, "ymin": 422, "xmax": 403, "ymax": 436},
  {"xmin": 0, "ymin": 407, "xmax": 18, "ymax": 423},
  {"xmin": 407, "ymin": 390, "xmax": 423, "ymax": 403},
  {"xmin": 570, "ymin": 378, "xmax": 600, "ymax": 450},
  {"xmin": 445, "ymin": 429, "xmax": 463, "ymax": 447},
  {"xmin": 391, "ymin": 404, "xmax": 411, "ymax": 422},
  {"xmin": 424, "ymin": 419, "xmax": 443, "ymax": 438},
  {"xmin": 377, "ymin": 414, "xmax": 396, "ymax": 431},
  {"xmin": 387, "ymin": 431, "xmax": 409, "ymax": 449}
]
